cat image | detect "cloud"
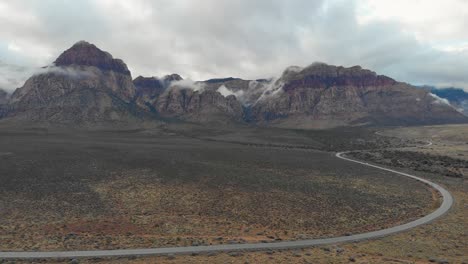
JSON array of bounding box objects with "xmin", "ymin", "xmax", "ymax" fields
[
  {"xmin": 215, "ymin": 79, "xmax": 284, "ymax": 106},
  {"xmin": 217, "ymin": 85, "xmax": 244, "ymax": 98},
  {"xmin": 169, "ymin": 79, "xmax": 205, "ymax": 92},
  {"xmin": 1, "ymin": 0, "xmax": 468, "ymax": 91},
  {"xmin": 0, "ymin": 60, "xmax": 34, "ymax": 92},
  {"xmin": 0, "ymin": 61, "xmax": 97, "ymax": 92},
  {"xmin": 34, "ymin": 66, "xmax": 94, "ymax": 79},
  {"xmin": 429, "ymin": 93, "xmax": 452, "ymax": 106}
]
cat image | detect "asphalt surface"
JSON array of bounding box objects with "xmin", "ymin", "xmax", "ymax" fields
[{"xmin": 0, "ymin": 150, "xmax": 453, "ymax": 260}]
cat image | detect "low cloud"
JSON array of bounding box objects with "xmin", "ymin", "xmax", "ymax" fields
[
  {"xmin": 169, "ymin": 79, "xmax": 205, "ymax": 92},
  {"xmin": 1, "ymin": 0, "xmax": 468, "ymax": 91},
  {"xmin": 0, "ymin": 61, "xmax": 32, "ymax": 92},
  {"xmin": 215, "ymin": 79, "xmax": 284, "ymax": 106},
  {"xmin": 0, "ymin": 62, "xmax": 94, "ymax": 93},
  {"xmin": 217, "ymin": 85, "xmax": 245, "ymax": 98},
  {"xmin": 34, "ymin": 65, "xmax": 94, "ymax": 79},
  {"xmin": 429, "ymin": 93, "xmax": 451, "ymax": 106}
]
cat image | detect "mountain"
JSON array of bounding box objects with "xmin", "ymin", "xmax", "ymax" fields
[
  {"xmin": 133, "ymin": 76, "xmax": 244, "ymax": 123},
  {"xmin": 0, "ymin": 89, "xmax": 8, "ymax": 105},
  {"xmin": 5, "ymin": 41, "xmax": 145, "ymax": 125},
  {"xmin": 249, "ymin": 63, "xmax": 468, "ymax": 128},
  {"xmin": 133, "ymin": 74, "xmax": 182, "ymax": 110},
  {"xmin": 418, "ymin": 86, "xmax": 468, "ymax": 116},
  {"xmin": 1, "ymin": 41, "xmax": 466, "ymax": 128},
  {"xmin": 201, "ymin": 77, "xmax": 270, "ymax": 106},
  {"xmin": 0, "ymin": 89, "xmax": 8, "ymax": 118},
  {"xmin": 154, "ymin": 88, "xmax": 243, "ymax": 123},
  {"xmin": 54, "ymin": 41, "xmax": 130, "ymax": 75}
]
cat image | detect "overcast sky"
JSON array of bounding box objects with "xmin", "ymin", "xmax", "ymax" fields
[{"xmin": 1, "ymin": 0, "xmax": 468, "ymax": 92}]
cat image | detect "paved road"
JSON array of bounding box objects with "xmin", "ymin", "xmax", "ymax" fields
[{"xmin": 0, "ymin": 151, "xmax": 453, "ymax": 260}]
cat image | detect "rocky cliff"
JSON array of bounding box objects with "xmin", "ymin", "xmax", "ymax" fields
[
  {"xmin": 133, "ymin": 75, "xmax": 244, "ymax": 123},
  {"xmin": 0, "ymin": 89, "xmax": 8, "ymax": 105},
  {"xmin": 250, "ymin": 63, "xmax": 468, "ymax": 128},
  {"xmin": 155, "ymin": 87, "xmax": 243, "ymax": 122},
  {"xmin": 419, "ymin": 86, "xmax": 468, "ymax": 116},
  {"xmin": 134, "ymin": 74, "xmax": 182, "ymax": 109},
  {"xmin": 54, "ymin": 41, "xmax": 130, "ymax": 75},
  {"xmin": 2, "ymin": 41, "xmax": 466, "ymax": 128},
  {"xmin": 0, "ymin": 89, "xmax": 8, "ymax": 118},
  {"xmin": 6, "ymin": 41, "xmax": 142, "ymax": 124}
]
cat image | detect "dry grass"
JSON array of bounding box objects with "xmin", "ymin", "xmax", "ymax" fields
[{"xmin": 2, "ymin": 125, "xmax": 467, "ymax": 263}]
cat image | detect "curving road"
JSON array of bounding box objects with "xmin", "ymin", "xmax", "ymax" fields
[{"xmin": 0, "ymin": 151, "xmax": 453, "ymax": 260}]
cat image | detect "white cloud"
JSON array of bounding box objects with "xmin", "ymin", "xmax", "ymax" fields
[
  {"xmin": 1, "ymin": 0, "xmax": 468, "ymax": 92},
  {"xmin": 429, "ymin": 93, "xmax": 451, "ymax": 105},
  {"xmin": 217, "ymin": 85, "xmax": 244, "ymax": 98},
  {"xmin": 169, "ymin": 79, "xmax": 205, "ymax": 92},
  {"xmin": 357, "ymin": 0, "xmax": 468, "ymax": 44},
  {"xmin": 0, "ymin": 61, "xmax": 35, "ymax": 92}
]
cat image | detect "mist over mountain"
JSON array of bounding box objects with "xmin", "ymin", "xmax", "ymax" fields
[
  {"xmin": 4, "ymin": 41, "xmax": 145, "ymax": 125},
  {"xmin": 1, "ymin": 41, "xmax": 467, "ymax": 128},
  {"xmin": 418, "ymin": 86, "xmax": 468, "ymax": 116}
]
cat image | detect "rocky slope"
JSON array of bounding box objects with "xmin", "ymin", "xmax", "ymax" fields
[
  {"xmin": 133, "ymin": 75, "xmax": 244, "ymax": 123},
  {"xmin": 54, "ymin": 41, "xmax": 130, "ymax": 75},
  {"xmin": 250, "ymin": 63, "xmax": 468, "ymax": 128},
  {"xmin": 5, "ymin": 41, "xmax": 143, "ymax": 124},
  {"xmin": 154, "ymin": 87, "xmax": 244, "ymax": 122},
  {"xmin": 0, "ymin": 89, "xmax": 8, "ymax": 104},
  {"xmin": 133, "ymin": 74, "xmax": 182, "ymax": 109},
  {"xmin": 1, "ymin": 41, "xmax": 467, "ymax": 128},
  {"xmin": 0, "ymin": 89, "xmax": 8, "ymax": 118},
  {"xmin": 201, "ymin": 77, "xmax": 271, "ymax": 106},
  {"xmin": 419, "ymin": 86, "xmax": 468, "ymax": 116}
]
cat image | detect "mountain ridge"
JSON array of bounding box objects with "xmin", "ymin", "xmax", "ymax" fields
[{"xmin": 1, "ymin": 41, "xmax": 467, "ymax": 128}]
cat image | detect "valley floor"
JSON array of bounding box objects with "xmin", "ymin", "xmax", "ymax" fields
[{"xmin": 0, "ymin": 124, "xmax": 466, "ymax": 263}]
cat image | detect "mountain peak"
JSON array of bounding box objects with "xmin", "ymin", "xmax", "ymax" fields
[
  {"xmin": 281, "ymin": 63, "xmax": 396, "ymax": 91},
  {"xmin": 54, "ymin": 41, "xmax": 131, "ymax": 75},
  {"xmin": 162, "ymin": 74, "xmax": 183, "ymax": 82}
]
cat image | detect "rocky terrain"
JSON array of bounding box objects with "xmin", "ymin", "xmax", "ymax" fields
[
  {"xmin": 154, "ymin": 88, "xmax": 244, "ymax": 123},
  {"xmin": 53, "ymin": 41, "xmax": 130, "ymax": 75},
  {"xmin": 1, "ymin": 41, "xmax": 467, "ymax": 128},
  {"xmin": 0, "ymin": 89, "xmax": 8, "ymax": 104},
  {"xmin": 134, "ymin": 75, "xmax": 244, "ymax": 123},
  {"xmin": 420, "ymin": 86, "xmax": 468, "ymax": 116},
  {"xmin": 0, "ymin": 89, "xmax": 8, "ymax": 116},
  {"xmin": 134, "ymin": 74, "xmax": 182, "ymax": 107},
  {"xmin": 250, "ymin": 64, "xmax": 468, "ymax": 128},
  {"xmin": 4, "ymin": 41, "xmax": 144, "ymax": 125}
]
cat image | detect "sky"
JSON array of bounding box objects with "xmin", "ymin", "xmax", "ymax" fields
[{"xmin": 1, "ymin": 0, "xmax": 468, "ymax": 92}]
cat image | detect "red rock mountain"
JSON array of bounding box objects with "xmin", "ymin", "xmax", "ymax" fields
[
  {"xmin": 6, "ymin": 41, "xmax": 142, "ymax": 124},
  {"xmin": 1, "ymin": 42, "xmax": 467, "ymax": 128},
  {"xmin": 250, "ymin": 63, "xmax": 468, "ymax": 128},
  {"xmin": 54, "ymin": 41, "xmax": 130, "ymax": 75}
]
